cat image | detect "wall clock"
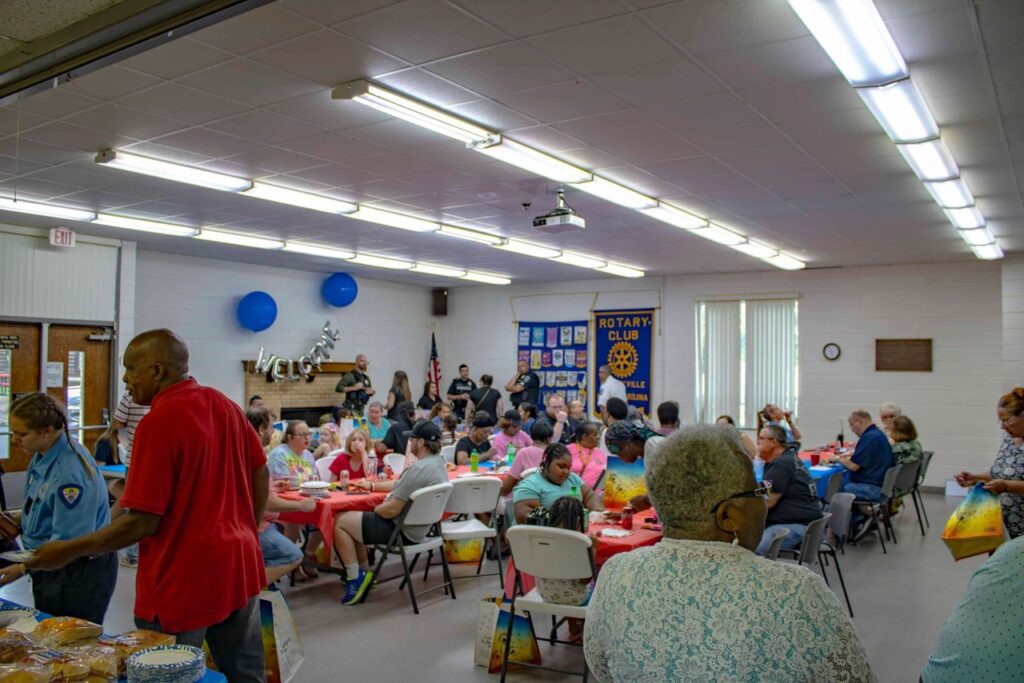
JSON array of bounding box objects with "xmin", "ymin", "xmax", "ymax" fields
[{"xmin": 823, "ymin": 343, "xmax": 841, "ymax": 361}]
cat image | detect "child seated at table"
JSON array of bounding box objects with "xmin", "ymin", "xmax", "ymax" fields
[
  {"xmin": 536, "ymin": 496, "xmax": 594, "ymax": 643},
  {"xmin": 329, "ymin": 430, "xmax": 370, "ymax": 482}
]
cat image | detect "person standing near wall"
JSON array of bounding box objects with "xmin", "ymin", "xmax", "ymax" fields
[{"xmin": 337, "ymin": 354, "xmax": 375, "ymax": 417}]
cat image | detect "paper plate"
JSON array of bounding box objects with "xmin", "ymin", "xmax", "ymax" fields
[
  {"xmin": 300, "ymin": 481, "xmax": 330, "ymax": 490},
  {"xmin": 600, "ymin": 528, "xmax": 632, "ymax": 538},
  {"xmin": 457, "ymin": 472, "xmax": 483, "ymax": 478},
  {"xmin": 127, "ymin": 645, "xmax": 205, "ymax": 683}
]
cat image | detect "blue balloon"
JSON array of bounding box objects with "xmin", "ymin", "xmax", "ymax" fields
[
  {"xmin": 236, "ymin": 291, "xmax": 277, "ymax": 332},
  {"xmin": 322, "ymin": 272, "xmax": 358, "ymax": 308}
]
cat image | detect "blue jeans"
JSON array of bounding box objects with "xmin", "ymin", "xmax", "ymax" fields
[
  {"xmin": 843, "ymin": 482, "xmax": 884, "ymax": 530},
  {"xmin": 756, "ymin": 524, "xmax": 806, "ymax": 556},
  {"xmin": 260, "ymin": 523, "xmax": 304, "ymax": 568}
]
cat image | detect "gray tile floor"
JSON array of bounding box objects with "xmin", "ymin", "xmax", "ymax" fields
[{"xmin": 0, "ymin": 493, "xmax": 987, "ymax": 682}]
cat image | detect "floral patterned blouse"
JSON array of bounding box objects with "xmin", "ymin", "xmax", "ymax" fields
[
  {"xmin": 584, "ymin": 539, "xmax": 876, "ymax": 683},
  {"xmin": 991, "ymin": 433, "xmax": 1024, "ymax": 539},
  {"xmin": 892, "ymin": 439, "xmax": 923, "ymax": 465}
]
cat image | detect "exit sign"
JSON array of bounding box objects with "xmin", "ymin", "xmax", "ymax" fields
[{"xmin": 49, "ymin": 227, "xmax": 76, "ymax": 248}]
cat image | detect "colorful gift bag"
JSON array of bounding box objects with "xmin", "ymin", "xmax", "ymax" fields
[
  {"xmin": 445, "ymin": 538, "xmax": 484, "ymax": 564},
  {"xmin": 941, "ymin": 483, "xmax": 1006, "ymax": 560},
  {"xmin": 603, "ymin": 455, "xmax": 647, "ymax": 512},
  {"xmin": 474, "ymin": 597, "xmax": 541, "ymax": 673},
  {"xmin": 204, "ymin": 591, "xmax": 305, "ymax": 683}
]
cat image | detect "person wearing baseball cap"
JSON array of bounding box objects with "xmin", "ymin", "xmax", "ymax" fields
[
  {"xmin": 456, "ymin": 411, "xmax": 494, "ymax": 466},
  {"xmin": 333, "ymin": 419, "xmax": 448, "ymax": 606}
]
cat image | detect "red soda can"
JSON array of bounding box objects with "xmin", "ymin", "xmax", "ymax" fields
[{"xmin": 621, "ymin": 504, "xmax": 634, "ymax": 530}]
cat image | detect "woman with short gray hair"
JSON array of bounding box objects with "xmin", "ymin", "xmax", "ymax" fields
[
  {"xmin": 584, "ymin": 425, "xmax": 875, "ymax": 682},
  {"xmin": 880, "ymin": 403, "xmax": 902, "ymax": 444}
]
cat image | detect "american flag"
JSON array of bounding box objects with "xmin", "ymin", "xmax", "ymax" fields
[{"xmin": 427, "ymin": 332, "xmax": 441, "ymax": 390}]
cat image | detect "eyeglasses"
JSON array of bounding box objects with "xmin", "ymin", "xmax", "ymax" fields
[
  {"xmin": 292, "ymin": 432, "xmax": 311, "ymax": 438},
  {"xmin": 709, "ymin": 483, "xmax": 772, "ymax": 515}
]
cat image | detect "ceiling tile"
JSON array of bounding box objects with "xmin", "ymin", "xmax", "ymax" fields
[
  {"xmin": 251, "ymin": 29, "xmax": 404, "ymax": 87},
  {"xmin": 21, "ymin": 120, "xmax": 134, "ymax": 154},
  {"xmin": 119, "ymin": 38, "xmax": 231, "ymax": 79},
  {"xmin": 289, "ymin": 162, "xmax": 384, "ymax": 187},
  {"xmin": 153, "ymin": 127, "xmax": 265, "ymax": 157},
  {"xmin": 65, "ymin": 103, "xmax": 187, "ymax": 140},
  {"xmin": 206, "ymin": 110, "xmax": 325, "ymax": 144},
  {"xmin": 503, "ymin": 125, "xmax": 584, "ymax": 152},
  {"xmin": 913, "ymin": 55, "xmax": 989, "ymax": 99},
  {"xmin": 988, "ymin": 45, "xmax": 1024, "ymax": 89},
  {"xmin": 279, "ymin": 0, "xmax": 399, "ymax": 26},
  {"xmin": 337, "ymin": 0, "xmax": 505, "ymax": 63},
  {"xmin": 220, "ymin": 147, "xmax": 326, "ymax": 174},
  {"xmin": 639, "ymin": 155, "xmax": 732, "ymax": 183},
  {"xmin": 117, "ymin": 83, "xmax": 250, "ymax": 125},
  {"xmin": 976, "ymin": 0, "xmax": 1024, "ymax": 50},
  {"xmin": 642, "ymin": 0, "xmax": 808, "ymax": 54},
  {"xmin": 554, "ymin": 110, "xmax": 667, "ymax": 145},
  {"xmin": 266, "ymin": 90, "xmax": 388, "ymax": 130},
  {"xmin": 697, "ymin": 36, "xmax": 839, "ymax": 90},
  {"xmin": 192, "ymin": 3, "xmax": 321, "ymax": 55},
  {"xmin": 279, "ymin": 132, "xmax": 389, "ymax": 162},
  {"xmin": 772, "ymin": 108, "xmax": 883, "ymax": 143},
  {"xmin": 683, "ymin": 122, "xmax": 789, "ymax": 154},
  {"xmin": 677, "ymin": 172, "xmax": 756, "ymax": 194},
  {"xmin": 596, "ymin": 135, "xmax": 703, "ymax": 164},
  {"xmin": 716, "ymin": 144, "xmax": 818, "ymax": 173},
  {"xmin": 13, "ymin": 87, "xmax": 101, "ymax": 119},
  {"xmin": 356, "ymin": 151, "xmax": 443, "ymax": 176},
  {"xmin": 64, "ymin": 66, "xmax": 163, "ymax": 101},
  {"xmin": 739, "ymin": 77, "xmax": 864, "ymax": 120},
  {"xmin": 498, "ymin": 80, "xmax": 625, "ymax": 123},
  {"xmin": 448, "ymin": 99, "xmax": 537, "ymax": 131},
  {"xmin": 178, "ymin": 60, "xmax": 321, "ymax": 107},
  {"xmin": 341, "ymin": 118, "xmax": 454, "ymax": 150},
  {"xmin": 425, "ymin": 43, "xmax": 573, "ymax": 98},
  {"xmin": 526, "ymin": 15, "xmax": 678, "ymax": 76},
  {"xmin": 590, "ymin": 58, "xmax": 726, "ymax": 108},
  {"xmin": 0, "ymin": 108, "xmax": 49, "ymax": 134},
  {"xmin": 451, "ymin": 1, "xmax": 629, "ymax": 39},
  {"xmin": 886, "ymin": 7, "xmax": 975, "ymax": 62},
  {"xmin": 643, "ymin": 93, "xmax": 760, "ymax": 133}
]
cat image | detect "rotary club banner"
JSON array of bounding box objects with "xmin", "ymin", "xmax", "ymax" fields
[{"xmin": 593, "ymin": 309, "xmax": 654, "ymax": 416}]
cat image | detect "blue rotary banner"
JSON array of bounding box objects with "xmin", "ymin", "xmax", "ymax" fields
[{"xmin": 593, "ymin": 309, "xmax": 654, "ymax": 416}]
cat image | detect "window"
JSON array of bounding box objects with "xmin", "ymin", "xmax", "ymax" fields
[{"xmin": 696, "ymin": 298, "xmax": 798, "ymax": 428}]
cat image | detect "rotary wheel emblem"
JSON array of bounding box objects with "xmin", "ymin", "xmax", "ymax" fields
[{"xmin": 607, "ymin": 342, "xmax": 638, "ymax": 378}]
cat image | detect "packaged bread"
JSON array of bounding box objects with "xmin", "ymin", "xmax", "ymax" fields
[
  {"xmin": 19, "ymin": 648, "xmax": 90, "ymax": 681},
  {"xmin": 32, "ymin": 618, "xmax": 101, "ymax": 648},
  {"xmin": 63, "ymin": 645, "xmax": 116, "ymax": 680},
  {"xmin": 96, "ymin": 631, "xmax": 174, "ymax": 676},
  {"xmin": 0, "ymin": 664, "xmax": 50, "ymax": 683},
  {"xmin": 0, "ymin": 631, "xmax": 42, "ymax": 664}
]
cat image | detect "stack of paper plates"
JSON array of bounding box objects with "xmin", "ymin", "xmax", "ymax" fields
[{"xmin": 127, "ymin": 645, "xmax": 205, "ymax": 682}]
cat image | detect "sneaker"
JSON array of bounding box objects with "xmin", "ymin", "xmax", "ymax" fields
[
  {"xmin": 341, "ymin": 570, "xmax": 374, "ymax": 606},
  {"xmin": 119, "ymin": 555, "xmax": 138, "ymax": 569}
]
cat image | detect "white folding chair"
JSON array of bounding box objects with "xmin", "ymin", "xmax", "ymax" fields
[
  {"xmin": 438, "ymin": 477, "xmax": 504, "ymax": 588},
  {"xmin": 501, "ymin": 526, "xmax": 595, "ymax": 682},
  {"xmin": 440, "ymin": 445, "xmax": 456, "ymax": 466},
  {"xmin": 368, "ymin": 482, "xmax": 456, "ymax": 614},
  {"xmin": 314, "ymin": 455, "xmax": 336, "ymax": 482},
  {"xmin": 383, "ymin": 452, "xmax": 406, "ymax": 477}
]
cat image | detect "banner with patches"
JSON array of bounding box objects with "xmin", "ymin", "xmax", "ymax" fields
[
  {"xmin": 593, "ymin": 309, "xmax": 654, "ymax": 417},
  {"xmin": 603, "ymin": 455, "xmax": 647, "ymax": 513},
  {"xmin": 517, "ymin": 321, "xmax": 588, "ymax": 410}
]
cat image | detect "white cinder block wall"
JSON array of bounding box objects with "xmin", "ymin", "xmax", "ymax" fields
[
  {"xmin": 441, "ymin": 261, "xmax": 1007, "ymax": 487},
  {"xmin": 1003, "ymin": 255, "xmax": 1024, "ymax": 380},
  {"xmin": 133, "ymin": 251, "xmax": 438, "ymax": 403}
]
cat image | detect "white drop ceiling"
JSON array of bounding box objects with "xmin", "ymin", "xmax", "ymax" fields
[{"xmin": 1, "ymin": 0, "xmax": 1022, "ymax": 286}]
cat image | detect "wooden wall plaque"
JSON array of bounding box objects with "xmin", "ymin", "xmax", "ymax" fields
[{"xmin": 875, "ymin": 339, "xmax": 932, "ymax": 372}]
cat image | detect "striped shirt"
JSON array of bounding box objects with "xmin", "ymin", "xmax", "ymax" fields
[{"xmin": 114, "ymin": 394, "xmax": 149, "ymax": 466}]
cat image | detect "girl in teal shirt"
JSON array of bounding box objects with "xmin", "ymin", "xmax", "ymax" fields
[{"xmin": 513, "ymin": 443, "xmax": 602, "ymax": 525}]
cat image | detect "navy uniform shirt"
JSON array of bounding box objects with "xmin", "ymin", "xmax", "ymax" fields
[
  {"xmin": 21, "ymin": 437, "xmax": 110, "ymax": 550},
  {"xmin": 850, "ymin": 424, "xmax": 894, "ymax": 487}
]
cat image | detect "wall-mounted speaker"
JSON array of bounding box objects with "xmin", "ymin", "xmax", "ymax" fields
[{"xmin": 432, "ymin": 288, "xmax": 448, "ymax": 316}]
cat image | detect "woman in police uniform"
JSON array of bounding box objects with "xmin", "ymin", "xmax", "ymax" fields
[{"xmin": 0, "ymin": 393, "xmax": 116, "ymax": 623}]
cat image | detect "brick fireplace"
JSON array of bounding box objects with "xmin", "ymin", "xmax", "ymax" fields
[{"xmin": 242, "ymin": 360, "xmax": 356, "ymax": 423}]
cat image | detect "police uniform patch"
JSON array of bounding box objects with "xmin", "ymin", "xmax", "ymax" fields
[{"xmin": 58, "ymin": 484, "xmax": 82, "ymax": 509}]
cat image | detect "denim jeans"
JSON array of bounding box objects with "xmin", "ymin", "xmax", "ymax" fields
[
  {"xmin": 756, "ymin": 523, "xmax": 806, "ymax": 556},
  {"xmin": 843, "ymin": 482, "xmax": 884, "ymax": 530}
]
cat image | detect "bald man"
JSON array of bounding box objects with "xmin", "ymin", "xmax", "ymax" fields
[
  {"xmin": 336, "ymin": 353, "xmax": 375, "ymax": 416},
  {"xmin": 29, "ymin": 329, "xmax": 268, "ymax": 682}
]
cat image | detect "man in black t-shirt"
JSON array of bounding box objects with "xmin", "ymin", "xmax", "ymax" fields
[
  {"xmin": 446, "ymin": 364, "xmax": 476, "ymax": 421},
  {"xmin": 755, "ymin": 424, "xmax": 823, "ymax": 556},
  {"xmin": 504, "ymin": 359, "xmax": 540, "ymax": 409},
  {"xmin": 455, "ymin": 412, "xmax": 495, "ymax": 466},
  {"xmin": 534, "ymin": 394, "xmax": 575, "ymax": 445}
]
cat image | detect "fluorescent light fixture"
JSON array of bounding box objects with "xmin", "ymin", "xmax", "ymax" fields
[
  {"xmin": 897, "ymin": 139, "xmax": 958, "ymax": 181},
  {"xmin": 788, "ymin": 0, "xmax": 908, "ymax": 87},
  {"xmin": 571, "ymin": 176, "xmax": 657, "ymax": 210},
  {"xmin": 437, "ymin": 224, "xmax": 504, "ymax": 245},
  {"xmin": 462, "ymin": 271, "xmax": 512, "ymax": 285},
  {"xmin": 95, "ymin": 149, "xmax": 252, "ymax": 192},
  {"xmin": 596, "ymin": 262, "xmax": 645, "ymax": 278},
  {"xmin": 765, "ymin": 252, "xmax": 807, "ymax": 270},
  {"xmin": 944, "ymin": 206, "xmax": 985, "ymax": 229},
  {"xmin": 349, "ymin": 206, "xmax": 439, "ymax": 233},
  {"xmin": 857, "ymin": 78, "xmax": 938, "ymax": 143},
  {"xmin": 493, "ymin": 239, "xmax": 561, "ymax": 259},
  {"xmin": 924, "ymin": 178, "xmax": 974, "ymax": 209},
  {"xmin": 641, "ymin": 202, "xmax": 708, "ymax": 230},
  {"xmin": 0, "ymin": 197, "xmax": 96, "ymax": 222},
  {"xmin": 971, "ymin": 243, "xmax": 1004, "ymax": 260},
  {"xmin": 241, "ymin": 183, "xmax": 356, "ymax": 214},
  {"xmin": 332, "ymin": 80, "xmax": 493, "ymax": 144},
  {"xmin": 410, "ymin": 263, "xmax": 467, "ymax": 278},
  {"xmin": 282, "ymin": 242, "xmax": 355, "ymax": 259},
  {"xmin": 957, "ymin": 227, "xmax": 995, "ymax": 247},
  {"xmin": 551, "ymin": 252, "xmax": 606, "ymax": 269},
  {"xmin": 348, "ymin": 253, "xmax": 413, "ymax": 270},
  {"xmin": 93, "ymin": 213, "xmax": 198, "ymax": 237},
  {"xmin": 690, "ymin": 224, "xmax": 747, "ymax": 246},
  {"xmin": 468, "ymin": 137, "xmax": 592, "ymax": 184},
  {"xmin": 196, "ymin": 229, "xmax": 283, "ymax": 250},
  {"xmin": 731, "ymin": 240, "xmax": 779, "ymax": 259}
]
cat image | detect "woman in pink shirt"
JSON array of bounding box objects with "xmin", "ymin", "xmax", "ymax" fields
[
  {"xmin": 568, "ymin": 421, "xmax": 607, "ymax": 489},
  {"xmin": 490, "ymin": 409, "xmax": 533, "ymax": 460},
  {"xmin": 501, "ymin": 421, "xmax": 551, "ymax": 498}
]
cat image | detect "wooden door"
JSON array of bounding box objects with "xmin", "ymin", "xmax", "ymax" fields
[
  {"xmin": 46, "ymin": 325, "xmax": 112, "ymax": 457},
  {"xmin": 0, "ymin": 323, "xmax": 41, "ymax": 472}
]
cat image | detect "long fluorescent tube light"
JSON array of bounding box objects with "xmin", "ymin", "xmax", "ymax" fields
[
  {"xmin": 493, "ymin": 239, "xmax": 561, "ymax": 259},
  {"xmin": 896, "ymin": 139, "xmax": 958, "ymax": 181},
  {"xmin": 348, "ymin": 253, "xmax": 413, "ymax": 270},
  {"xmin": 596, "ymin": 262, "xmax": 645, "ymax": 278},
  {"xmin": 0, "ymin": 197, "xmax": 96, "ymax": 221},
  {"xmin": 924, "ymin": 179, "xmax": 974, "ymax": 209},
  {"xmin": 93, "ymin": 213, "xmax": 198, "ymax": 237},
  {"xmin": 552, "ymin": 252, "xmax": 606, "ymax": 269},
  {"xmin": 731, "ymin": 240, "xmax": 779, "ymax": 259},
  {"xmin": 95, "ymin": 149, "xmax": 252, "ymax": 192},
  {"xmin": 944, "ymin": 207, "xmax": 985, "ymax": 229},
  {"xmin": 242, "ymin": 183, "xmax": 356, "ymax": 214},
  {"xmin": 788, "ymin": 0, "xmax": 908, "ymax": 87},
  {"xmin": 196, "ymin": 229, "xmax": 283, "ymax": 249},
  {"xmin": 437, "ymin": 224, "xmax": 504, "ymax": 245},
  {"xmin": 641, "ymin": 202, "xmax": 708, "ymax": 230},
  {"xmin": 282, "ymin": 242, "xmax": 355, "ymax": 259},
  {"xmin": 410, "ymin": 263, "xmax": 467, "ymax": 278},
  {"xmin": 349, "ymin": 206, "xmax": 439, "ymax": 233},
  {"xmin": 462, "ymin": 271, "xmax": 512, "ymax": 285},
  {"xmin": 972, "ymin": 243, "xmax": 1003, "ymax": 260},
  {"xmin": 957, "ymin": 227, "xmax": 995, "ymax": 247},
  {"xmin": 765, "ymin": 252, "xmax": 807, "ymax": 270},
  {"xmin": 690, "ymin": 224, "xmax": 747, "ymax": 246},
  {"xmin": 332, "ymin": 80, "xmax": 493, "ymax": 144},
  {"xmin": 571, "ymin": 176, "xmax": 657, "ymax": 210},
  {"xmin": 468, "ymin": 138, "xmax": 592, "ymax": 184},
  {"xmin": 857, "ymin": 78, "xmax": 939, "ymax": 143}
]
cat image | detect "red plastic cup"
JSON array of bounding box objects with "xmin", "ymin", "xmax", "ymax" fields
[{"xmin": 810, "ymin": 452, "xmax": 821, "ymax": 466}]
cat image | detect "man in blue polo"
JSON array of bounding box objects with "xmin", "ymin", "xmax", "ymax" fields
[{"xmin": 837, "ymin": 409, "xmax": 894, "ymax": 539}]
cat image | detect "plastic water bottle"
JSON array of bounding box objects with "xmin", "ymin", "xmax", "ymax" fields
[
  {"xmin": 753, "ymin": 455, "xmax": 765, "ymax": 483},
  {"xmin": 367, "ymin": 452, "xmax": 378, "ymax": 481},
  {"xmin": 470, "ymin": 449, "xmax": 479, "ymax": 473}
]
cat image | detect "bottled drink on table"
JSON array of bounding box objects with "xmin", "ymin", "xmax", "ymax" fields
[
  {"xmin": 753, "ymin": 455, "xmax": 765, "ymax": 483},
  {"xmin": 504, "ymin": 444, "xmax": 516, "ymax": 468},
  {"xmin": 470, "ymin": 449, "xmax": 479, "ymax": 473},
  {"xmin": 367, "ymin": 453, "xmax": 378, "ymax": 481},
  {"xmin": 339, "ymin": 470, "xmax": 349, "ymax": 491}
]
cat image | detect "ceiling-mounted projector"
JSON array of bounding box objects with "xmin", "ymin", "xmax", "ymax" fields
[{"xmin": 532, "ymin": 189, "xmax": 585, "ymax": 234}]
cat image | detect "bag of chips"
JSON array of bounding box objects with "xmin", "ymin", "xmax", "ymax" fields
[{"xmin": 32, "ymin": 618, "xmax": 102, "ymax": 647}]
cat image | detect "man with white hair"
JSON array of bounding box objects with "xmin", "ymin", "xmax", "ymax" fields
[{"xmin": 597, "ymin": 365, "xmax": 627, "ymax": 419}]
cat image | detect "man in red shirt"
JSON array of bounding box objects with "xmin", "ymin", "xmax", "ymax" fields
[{"xmin": 28, "ymin": 329, "xmax": 269, "ymax": 682}]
